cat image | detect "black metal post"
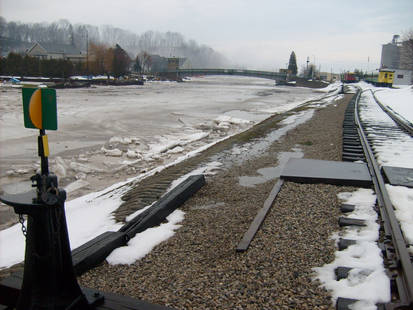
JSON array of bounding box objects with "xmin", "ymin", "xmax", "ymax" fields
[
  {"xmin": 38, "ymin": 129, "xmax": 49, "ymax": 176},
  {"xmin": 0, "ymin": 130, "xmax": 99, "ymax": 309},
  {"xmin": 15, "ymin": 189, "xmax": 92, "ymax": 310}
]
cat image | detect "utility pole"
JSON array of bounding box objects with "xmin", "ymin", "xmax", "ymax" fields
[
  {"xmin": 331, "ymin": 66, "xmax": 333, "ymax": 82},
  {"xmin": 367, "ymin": 56, "xmax": 370, "ymax": 75},
  {"xmin": 86, "ymin": 30, "xmax": 89, "ymax": 78}
]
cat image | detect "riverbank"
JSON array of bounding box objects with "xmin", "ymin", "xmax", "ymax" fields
[
  {"xmin": 75, "ymin": 91, "xmax": 354, "ymax": 309},
  {"xmin": 1, "ymin": 78, "xmax": 332, "ymax": 231}
]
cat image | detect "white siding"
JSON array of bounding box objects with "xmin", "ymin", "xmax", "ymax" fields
[{"xmin": 393, "ymin": 69, "xmax": 412, "ymax": 85}]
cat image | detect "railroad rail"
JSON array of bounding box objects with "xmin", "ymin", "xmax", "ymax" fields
[
  {"xmin": 371, "ymin": 90, "xmax": 413, "ymax": 137},
  {"xmin": 339, "ymin": 87, "xmax": 413, "ymax": 309}
]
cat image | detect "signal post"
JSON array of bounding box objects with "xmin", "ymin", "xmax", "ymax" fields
[{"xmin": 0, "ymin": 88, "xmax": 101, "ymax": 309}]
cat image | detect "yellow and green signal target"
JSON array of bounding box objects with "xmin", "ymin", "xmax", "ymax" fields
[{"xmin": 22, "ymin": 88, "xmax": 57, "ymax": 130}]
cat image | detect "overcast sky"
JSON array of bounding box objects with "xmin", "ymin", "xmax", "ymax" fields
[{"xmin": 1, "ymin": 0, "xmax": 413, "ymax": 73}]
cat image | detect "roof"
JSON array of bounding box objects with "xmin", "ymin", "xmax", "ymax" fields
[{"xmin": 28, "ymin": 42, "xmax": 83, "ymax": 55}]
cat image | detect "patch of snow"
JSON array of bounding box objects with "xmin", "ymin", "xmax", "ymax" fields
[
  {"xmin": 106, "ymin": 210, "xmax": 185, "ymax": 265},
  {"xmin": 313, "ymin": 188, "xmax": 390, "ymax": 307},
  {"xmin": 375, "ymin": 85, "xmax": 413, "ymax": 123},
  {"xmin": 386, "ymin": 184, "xmax": 413, "ymax": 253},
  {"xmin": 0, "ymin": 180, "xmax": 129, "ymax": 269}
]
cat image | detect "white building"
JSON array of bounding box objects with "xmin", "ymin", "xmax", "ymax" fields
[
  {"xmin": 380, "ymin": 35, "xmax": 412, "ymax": 85},
  {"xmin": 393, "ymin": 69, "xmax": 412, "ymax": 85},
  {"xmin": 381, "ymin": 35, "xmax": 401, "ymax": 69},
  {"xmin": 26, "ymin": 42, "xmax": 85, "ymax": 63}
]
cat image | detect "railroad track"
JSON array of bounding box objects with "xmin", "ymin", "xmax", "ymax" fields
[{"xmin": 339, "ymin": 87, "xmax": 413, "ymax": 309}]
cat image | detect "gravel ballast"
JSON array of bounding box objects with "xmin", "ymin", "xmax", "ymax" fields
[{"xmin": 77, "ymin": 93, "xmax": 357, "ymax": 309}]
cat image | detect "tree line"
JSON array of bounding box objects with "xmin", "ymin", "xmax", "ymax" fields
[
  {"xmin": 0, "ymin": 17, "xmax": 227, "ymax": 69},
  {"xmin": 0, "ymin": 44, "xmax": 131, "ymax": 78},
  {"xmin": 0, "ymin": 53, "xmax": 79, "ymax": 78}
]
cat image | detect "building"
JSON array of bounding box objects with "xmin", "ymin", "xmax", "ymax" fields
[
  {"xmin": 393, "ymin": 69, "xmax": 412, "ymax": 85},
  {"xmin": 26, "ymin": 42, "xmax": 86, "ymax": 63},
  {"xmin": 380, "ymin": 35, "xmax": 412, "ymax": 85},
  {"xmin": 381, "ymin": 35, "xmax": 401, "ymax": 69},
  {"xmin": 148, "ymin": 55, "xmax": 168, "ymax": 73},
  {"xmin": 319, "ymin": 72, "xmax": 340, "ymax": 82},
  {"xmin": 148, "ymin": 55, "xmax": 189, "ymax": 73}
]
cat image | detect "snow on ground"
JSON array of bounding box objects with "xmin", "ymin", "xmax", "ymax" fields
[
  {"xmin": 106, "ymin": 210, "xmax": 185, "ymax": 265},
  {"xmin": 358, "ymin": 90, "xmax": 413, "ymax": 169},
  {"xmin": 357, "ymin": 84, "xmax": 413, "ymax": 258},
  {"xmin": 321, "ymin": 81, "xmax": 413, "ymax": 309},
  {"xmin": 357, "ymin": 82, "xmax": 413, "ymax": 123},
  {"xmin": 0, "ymin": 180, "xmax": 127, "ymax": 268},
  {"xmin": 314, "ymin": 189, "xmax": 390, "ymax": 309},
  {"xmin": 374, "ymin": 85, "xmax": 413, "ymax": 124},
  {"xmin": 1, "ymin": 78, "xmax": 412, "ymax": 308},
  {"xmin": 0, "ymin": 78, "xmax": 343, "ymax": 269},
  {"xmin": 386, "ymin": 184, "xmax": 413, "ymax": 253}
]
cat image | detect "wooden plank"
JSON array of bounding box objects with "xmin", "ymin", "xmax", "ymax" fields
[
  {"xmin": 72, "ymin": 231, "xmax": 128, "ymax": 276},
  {"xmin": 236, "ymin": 179, "xmax": 284, "ymax": 252},
  {"xmin": 120, "ymin": 175, "xmax": 205, "ymax": 239},
  {"xmin": 72, "ymin": 175, "xmax": 205, "ymax": 276}
]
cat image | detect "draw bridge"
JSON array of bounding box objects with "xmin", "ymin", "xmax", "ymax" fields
[{"xmin": 169, "ymin": 68, "xmax": 288, "ymax": 83}]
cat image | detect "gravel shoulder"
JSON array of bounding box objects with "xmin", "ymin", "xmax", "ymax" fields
[{"xmin": 78, "ymin": 93, "xmax": 356, "ymax": 309}]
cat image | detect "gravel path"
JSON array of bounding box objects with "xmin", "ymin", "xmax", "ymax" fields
[{"xmin": 78, "ymin": 93, "xmax": 357, "ymax": 309}]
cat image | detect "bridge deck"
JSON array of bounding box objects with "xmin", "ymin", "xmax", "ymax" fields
[{"xmin": 171, "ymin": 68, "xmax": 287, "ymax": 81}]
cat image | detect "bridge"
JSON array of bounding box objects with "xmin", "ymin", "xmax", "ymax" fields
[{"xmin": 170, "ymin": 68, "xmax": 287, "ymax": 82}]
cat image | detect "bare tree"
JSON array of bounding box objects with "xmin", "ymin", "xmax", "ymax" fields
[
  {"xmin": 401, "ymin": 30, "xmax": 413, "ymax": 71},
  {"xmin": 1, "ymin": 18, "xmax": 227, "ymax": 69}
]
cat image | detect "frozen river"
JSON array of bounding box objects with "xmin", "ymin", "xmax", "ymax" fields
[
  {"xmin": 0, "ymin": 75, "xmax": 343, "ymax": 267},
  {"xmin": 0, "ymin": 76, "xmax": 335, "ymax": 199}
]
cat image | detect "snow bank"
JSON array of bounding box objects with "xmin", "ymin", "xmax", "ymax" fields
[{"xmin": 106, "ymin": 210, "xmax": 185, "ymax": 265}]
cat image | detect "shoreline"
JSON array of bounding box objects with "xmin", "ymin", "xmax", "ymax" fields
[{"xmin": 0, "ymin": 81, "xmax": 337, "ymax": 231}]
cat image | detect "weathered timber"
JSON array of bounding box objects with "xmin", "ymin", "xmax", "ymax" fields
[
  {"xmin": 338, "ymin": 217, "xmax": 366, "ymax": 227},
  {"xmin": 335, "ymin": 266, "xmax": 352, "ymax": 280},
  {"xmin": 120, "ymin": 174, "xmax": 205, "ymax": 239},
  {"xmin": 72, "ymin": 231, "xmax": 128, "ymax": 276},
  {"xmin": 340, "ymin": 204, "xmax": 355, "ymax": 213},
  {"xmin": 338, "ymin": 238, "xmax": 357, "ymax": 250},
  {"xmin": 336, "ymin": 297, "xmax": 359, "ymax": 310},
  {"xmin": 70, "ymin": 175, "xmax": 205, "ymax": 276},
  {"xmin": 236, "ymin": 179, "xmax": 284, "ymax": 252}
]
